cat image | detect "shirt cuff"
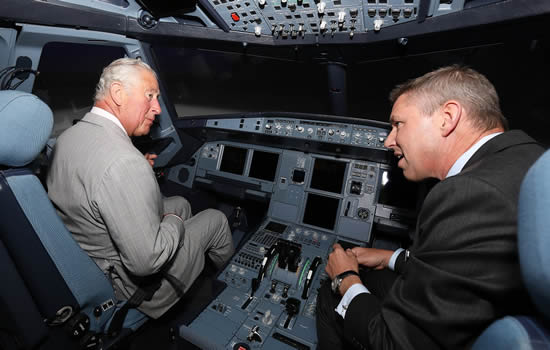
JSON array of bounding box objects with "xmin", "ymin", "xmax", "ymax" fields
[
  {"xmin": 335, "ymin": 283, "xmax": 369, "ymax": 319},
  {"xmin": 163, "ymin": 213, "xmax": 185, "ymax": 226},
  {"xmin": 388, "ymin": 248, "xmax": 405, "ymax": 271}
]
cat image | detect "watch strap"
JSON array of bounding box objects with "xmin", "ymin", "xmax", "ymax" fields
[{"xmin": 336, "ymin": 270, "xmax": 360, "ymax": 280}]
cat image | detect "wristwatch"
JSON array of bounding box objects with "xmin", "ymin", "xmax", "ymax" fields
[{"xmin": 331, "ymin": 270, "xmax": 360, "ymax": 294}]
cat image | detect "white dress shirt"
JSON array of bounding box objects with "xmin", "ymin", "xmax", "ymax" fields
[{"xmin": 91, "ymin": 106, "xmax": 127, "ymax": 136}]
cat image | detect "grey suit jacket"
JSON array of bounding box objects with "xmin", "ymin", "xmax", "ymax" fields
[{"xmin": 47, "ymin": 112, "xmax": 186, "ymax": 317}]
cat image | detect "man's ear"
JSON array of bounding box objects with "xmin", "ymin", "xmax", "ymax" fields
[
  {"xmin": 440, "ymin": 100, "xmax": 461, "ymax": 137},
  {"xmin": 109, "ymin": 82, "xmax": 125, "ymax": 106}
]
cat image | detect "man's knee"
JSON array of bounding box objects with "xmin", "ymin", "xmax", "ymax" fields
[
  {"xmin": 164, "ymin": 195, "xmax": 192, "ymax": 219},
  {"xmin": 203, "ymin": 208, "xmax": 230, "ymax": 232}
]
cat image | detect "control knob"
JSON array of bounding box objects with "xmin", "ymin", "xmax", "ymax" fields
[
  {"xmin": 357, "ymin": 207, "xmax": 370, "ymax": 220},
  {"xmin": 317, "ymin": 1, "xmax": 326, "ymax": 15},
  {"xmin": 319, "ymin": 20, "xmax": 327, "ymax": 32}
]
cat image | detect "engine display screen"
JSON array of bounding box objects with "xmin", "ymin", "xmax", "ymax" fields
[{"xmin": 309, "ymin": 158, "xmax": 347, "ymax": 194}]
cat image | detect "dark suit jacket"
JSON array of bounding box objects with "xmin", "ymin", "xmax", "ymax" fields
[{"xmin": 344, "ymin": 130, "xmax": 545, "ymax": 349}]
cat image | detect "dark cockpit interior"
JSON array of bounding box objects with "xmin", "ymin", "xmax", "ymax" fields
[{"xmin": 1, "ymin": 0, "xmax": 550, "ymax": 349}]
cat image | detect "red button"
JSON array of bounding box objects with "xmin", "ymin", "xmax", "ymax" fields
[{"xmin": 231, "ymin": 12, "xmax": 240, "ymax": 21}]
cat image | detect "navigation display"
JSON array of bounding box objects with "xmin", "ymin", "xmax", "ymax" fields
[
  {"xmin": 249, "ymin": 150, "xmax": 279, "ymax": 182},
  {"xmin": 219, "ymin": 145, "xmax": 247, "ymax": 175}
]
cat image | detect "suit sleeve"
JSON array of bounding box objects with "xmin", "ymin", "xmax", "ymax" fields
[
  {"xmin": 94, "ymin": 155, "xmax": 184, "ymax": 276},
  {"xmin": 344, "ymin": 175, "xmax": 524, "ymax": 349}
]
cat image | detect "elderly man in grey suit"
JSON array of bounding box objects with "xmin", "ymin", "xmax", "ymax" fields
[{"xmin": 47, "ymin": 58, "xmax": 234, "ymax": 318}]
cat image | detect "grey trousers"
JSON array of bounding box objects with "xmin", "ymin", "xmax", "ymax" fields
[{"xmin": 120, "ymin": 196, "xmax": 234, "ymax": 318}]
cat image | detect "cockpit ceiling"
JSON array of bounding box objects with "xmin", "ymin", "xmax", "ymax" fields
[{"xmin": 1, "ymin": 0, "xmax": 549, "ymax": 49}]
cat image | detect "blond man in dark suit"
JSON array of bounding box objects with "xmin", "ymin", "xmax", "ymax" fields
[{"xmin": 317, "ymin": 65, "xmax": 544, "ymax": 349}]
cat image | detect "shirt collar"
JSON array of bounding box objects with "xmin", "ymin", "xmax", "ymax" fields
[
  {"xmin": 91, "ymin": 106, "xmax": 127, "ymax": 136},
  {"xmin": 446, "ymin": 132, "xmax": 502, "ymax": 178}
]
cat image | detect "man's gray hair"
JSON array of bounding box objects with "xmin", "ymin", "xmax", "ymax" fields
[
  {"xmin": 94, "ymin": 58, "xmax": 157, "ymax": 102},
  {"xmin": 389, "ymin": 65, "xmax": 508, "ymax": 131}
]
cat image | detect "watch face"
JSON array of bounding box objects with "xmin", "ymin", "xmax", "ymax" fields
[{"xmin": 331, "ymin": 277, "xmax": 339, "ymax": 293}]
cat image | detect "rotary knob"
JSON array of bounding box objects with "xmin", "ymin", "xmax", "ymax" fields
[{"xmin": 357, "ymin": 207, "xmax": 370, "ymax": 220}]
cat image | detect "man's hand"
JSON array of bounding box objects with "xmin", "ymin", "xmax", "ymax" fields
[
  {"xmin": 326, "ymin": 244, "xmax": 362, "ymax": 295},
  {"xmin": 144, "ymin": 153, "xmax": 157, "ymax": 167},
  {"xmin": 351, "ymin": 247, "xmax": 393, "ymax": 270}
]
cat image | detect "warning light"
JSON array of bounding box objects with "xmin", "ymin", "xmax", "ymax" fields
[{"xmin": 231, "ymin": 12, "xmax": 240, "ymax": 21}]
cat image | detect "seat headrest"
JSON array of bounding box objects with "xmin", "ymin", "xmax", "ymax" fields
[
  {"xmin": 518, "ymin": 149, "xmax": 550, "ymax": 319},
  {"xmin": 0, "ymin": 91, "xmax": 53, "ymax": 167}
]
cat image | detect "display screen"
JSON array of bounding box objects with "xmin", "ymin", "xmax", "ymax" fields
[
  {"xmin": 302, "ymin": 193, "xmax": 340, "ymax": 231},
  {"xmin": 378, "ymin": 169, "xmax": 418, "ymax": 210},
  {"xmin": 309, "ymin": 158, "xmax": 347, "ymax": 194},
  {"xmin": 135, "ymin": 0, "xmax": 196, "ymax": 18},
  {"xmin": 219, "ymin": 145, "xmax": 247, "ymax": 175},
  {"xmin": 265, "ymin": 221, "xmax": 287, "ymax": 234},
  {"xmin": 249, "ymin": 150, "xmax": 279, "ymax": 182}
]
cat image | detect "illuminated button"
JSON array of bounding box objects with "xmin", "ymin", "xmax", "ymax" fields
[{"xmin": 231, "ymin": 12, "xmax": 240, "ymax": 21}]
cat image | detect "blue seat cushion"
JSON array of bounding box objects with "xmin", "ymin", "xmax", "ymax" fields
[
  {"xmin": 472, "ymin": 316, "xmax": 550, "ymax": 350},
  {"xmin": 0, "ymin": 91, "xmax": 53, "ymax": 167}
]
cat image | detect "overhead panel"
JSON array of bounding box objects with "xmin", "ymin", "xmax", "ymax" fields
[{"xmin": 208, "ymin": 0, "xmax": 464, "ymax": 39}]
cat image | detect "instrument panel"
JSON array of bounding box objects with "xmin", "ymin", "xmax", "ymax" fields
[{"xmin": 173, "ymin": 114, "xmax": 416, "ymax": 349}]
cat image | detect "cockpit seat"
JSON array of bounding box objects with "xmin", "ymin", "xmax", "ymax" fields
[
  {"xmin": 472, "ymin": 149, "xmax": 550, "ymax": 349},
  {"xmin": 0, "ymin": 90, "xmax": 147, "ymax": 349}
]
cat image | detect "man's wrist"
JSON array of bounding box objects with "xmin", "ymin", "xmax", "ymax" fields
[
  {"xmin": 163, "ymin": 213, "xmax": 184, "ymax": 225},
  {"xmin": 339, "ymin": 275, "xmax": 362, "ymax": 296}
]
